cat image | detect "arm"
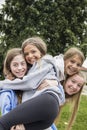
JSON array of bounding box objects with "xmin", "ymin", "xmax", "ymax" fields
[
  {"xmin": 37, "ymin": 80, "xmax": 58, "ymax": 90},
  {"xmin": 0, "ymin": 91, "xmax": 13, "ymax": 115},
  {"xmin": 1, "ymin": 60, "xmax": 54, "ymax": 91},
  {"xmin": 0, "ymin": 90, "xmax": 18, "ymax": 115}
]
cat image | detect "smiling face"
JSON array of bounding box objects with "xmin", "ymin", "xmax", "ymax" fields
[
  {"xmin": 23, "ymin": 44, "xmax": 42, "ymax": 65},
  {"xmin": 10, "ymin": 54, "xmax": 27, "ymax": 78},
  {"xmin": 64, "ymin": 55, "xmax": 82, "ymax": 76},
  {"xmin": 64, "ymin": 74, "xmax": 84, "ymax": 95}
]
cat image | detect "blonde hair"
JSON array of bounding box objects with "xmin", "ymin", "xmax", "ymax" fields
[
  {"xmin": 64, "ymin": 47, "xmax": 85, "ymax": 65},
  {"xmin": 55, "ymin": 71, "xmax": 86, "ymax": 130},
  {"xmin": 22, "ymin": 36, "xmax": 47, "ymax": 56}
]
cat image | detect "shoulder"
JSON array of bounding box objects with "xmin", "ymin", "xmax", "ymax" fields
[
  {"xmin": 54, "ymin": 54, "xmax": 64, "ymax": 60},
  {"xmin": 0, "ymin": 89, "xmax": 15, "ymax": 97},
  {"xmin": 42, "ymin": 54, "xmax": 53, "ymax": 60}
]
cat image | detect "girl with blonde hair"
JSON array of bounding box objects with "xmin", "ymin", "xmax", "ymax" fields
[{"xmin": 55, "ymin": 71, "xmax": 86, "ymax": 130}]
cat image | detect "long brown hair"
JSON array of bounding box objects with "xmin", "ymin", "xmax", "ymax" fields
[
  {"xmin": 3, "ymin": 48, "xmax": 26, "ymax": 104},
  {"xmin": 3, "ymin": 48, "xmax": 24, "ymax": 79}
]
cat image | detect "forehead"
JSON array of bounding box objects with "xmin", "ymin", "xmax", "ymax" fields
[
  {"xmin": 68, "ymin": 55, "xmax": 82, "ymax": 64},
  {"xmin": 12, "ymin": 54, "xmax": 25, "ymax": 61},
  {"xmin": 69, "ymin": 74, "xmax": 84, "ymax": 83},
  {"xmin": 24, "ymin": 44, "xmax": 37, "ymax": 50}
]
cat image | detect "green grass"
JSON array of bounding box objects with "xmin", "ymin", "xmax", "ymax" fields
[{"xmin": 56, "ymin": 95, "xmax": 87, "ymax": 130}]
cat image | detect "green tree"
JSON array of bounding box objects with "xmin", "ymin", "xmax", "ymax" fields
[{"xmin": 0, "ymin": 0, "xmax": 87, "ymax": 78}]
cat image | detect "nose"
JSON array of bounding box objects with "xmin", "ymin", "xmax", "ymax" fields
[
  {"xmin": 18, "ymin": 64, "xmax": 23, "ymax": 70},
  {"xmin": 72, "ymin": 63, "xmax": 79, "ymax": 70},
  {"xmin": 73, "ymin": 63, "xmax": 77, "ymax": 68},
  {"xmin": 27, "ymin": 53, "xmax": 33, "ymax": 58},
  {"xmin": 73, "ymin": 84, "xmax": 77, "ymax": 90}
]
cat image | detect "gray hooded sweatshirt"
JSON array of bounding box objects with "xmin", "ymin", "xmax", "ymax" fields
[{"xmin": 0, "ymin": 54, "xmax": 65, "ymax": 106}]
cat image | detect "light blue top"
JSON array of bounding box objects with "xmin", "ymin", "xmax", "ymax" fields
[
  {"xmin": 51, "ymin": 124, "xmax": 57, "ymax": 130},
  {"xmin": 0, "ymin": 90, "xmax": 18, "ymax": 115}
]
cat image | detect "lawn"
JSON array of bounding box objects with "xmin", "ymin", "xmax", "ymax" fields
[{"xmin": 56, "ymin": 95, "xmax": 87, "ymax": 130}]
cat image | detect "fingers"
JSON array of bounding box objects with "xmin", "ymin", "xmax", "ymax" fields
[
  {"xmin": 10, "ymin": 124, "xmax": 25, "ymax": 130},
  {"xmin": 15, "ymin": 124, "xmax": 25, "ymax": 130},
  {"xmin": 10, "ymin": 126, "xmax": 16, "ymax": 130}
]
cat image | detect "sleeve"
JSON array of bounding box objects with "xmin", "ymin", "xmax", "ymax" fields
[
  {"xmin": 0, "ymin": 92, "xmax": 12, "ymax": 115},
  {"xmin": 1, "ymin": 61, "xmax": 53, "ymax": 91},
  {"xmin": 51, "ymin": 123, "xmax": 57, "ymax": 130}
]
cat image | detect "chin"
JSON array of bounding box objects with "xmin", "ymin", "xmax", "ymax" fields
[
  {"xmin": 65, "ymin": 92, "xmax": 74, "ymax": 98},
  {"xmin": 17, "ymin": 76, "xmax": 23, "ymax": 78}
]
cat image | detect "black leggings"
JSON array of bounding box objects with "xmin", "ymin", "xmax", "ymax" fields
[{"xmin": 0, "ymin": 93, "xmax": 59, "ymax": 130}]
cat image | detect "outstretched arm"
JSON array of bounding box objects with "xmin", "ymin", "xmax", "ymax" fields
[{"xmin": 0, "ymin": 60, "xmax": 55, "ymax": 91}]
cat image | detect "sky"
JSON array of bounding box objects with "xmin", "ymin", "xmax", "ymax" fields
[{"xmin": 0, "ymin": 0, "xmax": 5, "ymax": 8}]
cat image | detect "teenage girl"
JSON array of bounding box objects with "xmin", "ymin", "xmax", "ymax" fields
[
  {"xmin": 1, "ymin": 48, "xmax": 56, "ymax": 130},
  {"xmin": 0, "ymin": 48, "xmax": 27, "ymax": 130},
  {"xmin": 54, "ymin": 70, "xmax": 86, "ymax": 130}
]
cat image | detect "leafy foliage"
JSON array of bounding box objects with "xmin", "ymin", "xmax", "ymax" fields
[{"xmin": 0, "ymin": 0, "xmax": 87, "ymax": 78}]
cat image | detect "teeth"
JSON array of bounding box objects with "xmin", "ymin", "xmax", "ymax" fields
[{"xmin": 70, "ymin": 69, "xmax": 76, "ymax": 73}]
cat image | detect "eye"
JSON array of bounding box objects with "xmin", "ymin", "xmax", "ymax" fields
[
  {"xmin": 21, "ymin": 62, "xmax": 26, "ymax": 66},
  {"xmin": 77, "ymin": 85, "xmax": 82, "ymax": 89},
  {"xmin": 31, "ymin": 50, "xmax": 36, "ymax": 54},
  {"xmin": 71, "ymin": 79, "xmax": 76, "ymax": 83},
  {"xmin": 24, "ymin": 52, "xmax": 28, "ymax": 56},
  {"xmin": 70, "ymin": 60, "xmax": 75, "ymax": 64},
  {"xmin": 13, "ymin": 63, "xmax": 18, "ymax": 67},
  {"xmin": 77, "ymin": 63, "xmax": 81, "ymax": 67}
]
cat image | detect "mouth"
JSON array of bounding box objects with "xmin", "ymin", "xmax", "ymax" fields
[
  {"xmin": 28, "ymin": 58, "xmax": 36, "ymax": 62},
  {"xmin": 16, "ymin": 71, "xmax": 25, "ymax": 76},
  {"xmin": 69, "ymin": 87, "xmax": 77, "ymax": 94},
  {"xmin": 68, "ymin": 68, "xmax": 76, "ymax": 75}
]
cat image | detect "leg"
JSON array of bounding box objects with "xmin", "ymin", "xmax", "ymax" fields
[{"xmin": 0, "ymin": 93, "xmax": 59, "ymax": 130}]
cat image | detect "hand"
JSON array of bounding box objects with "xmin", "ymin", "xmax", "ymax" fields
[
  {"xmin": 37, "ymin": 80, "xmax": 58, "ymax": 90},
  {"xmin": 10, "ymin": 126, "xmax": 16, "ymax": 130},
  {"xmin": 10, "ymin": 124, "xmax": 25, "ymax": 130}
]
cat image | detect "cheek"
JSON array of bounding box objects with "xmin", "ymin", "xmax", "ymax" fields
[
  {"xmin": 25, "ymin": 56, "xmax": 27, "ymax": 60},
  {"xmin": 36, "ymin": 52, "xmax": 41, "ymax": 58},
  {"xmin": 64, "ymin": 62, "xmax": 70, "ymax": 72},
  {"xmin": 25, "ymin": 56, "xmax": 29, "ymax": 62},
  {"xmin": 10, "ymin": 68, "xmax": 16, "ymax": 76},
  {"xmin": 38, "ymin": 55, "xmax": 41, "ymax": 59},
  {"xmin": 37, "ymin": 51, "xmax": 42, "ymax": 57},
  {"xmin": 64, "ymin": 84, "xmax": 69, "ymax": 92},
  {"xmin": 77, "ymin": 87, "xmax": 81, "ymax": 92},
  {"xmin": 64, "ymin": 81, "xmax": 71, "ymax": 91},
  {"xmin": 25, "ymin": 66, "xmax": 27, "ymax": 72},
  {"xmin": 65, "ymin": 60, "xmax": 69, "ymax": 66}
]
